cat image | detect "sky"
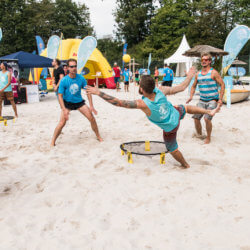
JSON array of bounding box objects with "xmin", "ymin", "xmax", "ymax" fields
[{"xmin": 77, "ymin": 0, "xmax": 116, "ymax": 38}]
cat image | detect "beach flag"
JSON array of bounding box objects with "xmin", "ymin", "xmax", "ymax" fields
[
  {"xmin": 148, "ymin": 53, "xmax": 152, "ymax": 70},
  {"xmin": 47, "ymin": 35, "xmax": 60, "ymax": 60},
  {"xmin": 222, "ymin": 25, "xmax": 250, "ymax": 74},
  {"xmin": 77, "ymin": 36, "xmax": 97, "ymax": 74},
  {"xmin": 122, "ymin": 43, "xmax": 128, "ymax": 70},
  {"xmin": 0, "ymin": 28, "xmax": 2, "ymax": 42},
  {"xmin": 35, "ymin": 35, "xmax": 45, "ymax": 55}
]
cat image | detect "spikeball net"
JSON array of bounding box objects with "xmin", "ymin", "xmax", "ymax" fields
[
  {"xmin": 0, "ymin": 116, "xmax": 15, "ymax": 126},
  {"xmin": 120, "ymin": 141, "xmax": 169, "ymax": 164}
]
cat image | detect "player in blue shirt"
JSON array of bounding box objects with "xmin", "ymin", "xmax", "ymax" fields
[
  {"xmin": 87, "ymin": 67, "xmax": 220, "ymax": 168},
  {"xmin": 123, "ymin": 67, "xmax": 130, "ymax": 92},
  {"xmin": 162, "ymin": 64, "xmax": 174, "ymax": 87},
  {"xmin": 51, "ymin": 58, "xmax": 103, "ymax": 146}
]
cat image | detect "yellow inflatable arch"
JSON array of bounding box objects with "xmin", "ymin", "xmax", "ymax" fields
[{"xmin": 34, "ymin": 39, "xmax": 115, "ymax": 89}]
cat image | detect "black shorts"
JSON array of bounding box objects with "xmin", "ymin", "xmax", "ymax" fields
[
  {"xmin": 154, "ymin": 76, "xmax": 159, "ymax": 80},
  {"xmin": 64, "ymin": 100, "xmax": 85, "ymax": 110},
  {"xmin": 124, "ymin": 81, "xmax": 129, "ymax": 85},
  {"xmin": 162, "ymin": 80, "xmax": 173, "ymax": 87}
]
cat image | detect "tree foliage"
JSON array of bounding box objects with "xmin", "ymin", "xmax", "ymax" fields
[{"xmin": 0, "ymin": 0, "xmax": 93, "ymax": 56}]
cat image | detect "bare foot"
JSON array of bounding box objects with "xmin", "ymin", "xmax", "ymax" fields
[
  {"xmin": 181, "ymin": 163, "xmax": 190, "ymax": 169},
  {"xmin": 97, "ymin": 136, "xmax": 104, "ymax": 142},
  {"xmin": 208, "ymin": 105, "xmax": 220, "ymax": 117},
  {"xmin": 192, "ymin": 132, "xmax": 206, "ymax": 140},
  {"xmin": 204, "ymin": 137, "xmax": 211, "ymax": 144}
]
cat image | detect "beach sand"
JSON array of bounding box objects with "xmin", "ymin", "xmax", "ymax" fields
[{"xmin": 0, "ymin": 85, "xmax": 250, "ymax": 250}]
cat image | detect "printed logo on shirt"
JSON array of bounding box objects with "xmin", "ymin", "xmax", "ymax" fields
[
  {"xmin": 69, "ymin": 83, "xmax": 79, "ymax": 95},
  {"xmin": 159, "ymin": 104, "xmax": 168, "ymax": 120}
]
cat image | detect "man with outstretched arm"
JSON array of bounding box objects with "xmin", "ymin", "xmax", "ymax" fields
[
  {"xmin": 87, "ymin": 67, "xmax": 220, "ymax": 169},
  {"xmin": 186, "ymin": 53, "xmax": 225, "ymax": 144},
  {"xmin": 51, "ymin": 58, "xmax": 103, "ymax": 146}
]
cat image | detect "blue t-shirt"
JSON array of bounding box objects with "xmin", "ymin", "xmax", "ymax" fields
[
  {"xmin": 0, "ymin": 71, "xmax": 12, "ymax": 92},
  {"xmin": 163, "ymin": 68, "xmax": 174, "ymax": 81},
  {"xmin": 58, "ymin": 74, "xmax": 87, "ymax": 103},
  {"xmin": 123, "ymin": 70, "xmax": 130, "ymax": 82},
  {"xmin": 142, "ymin": 88, "xmax": 180, "ymax": 132}
]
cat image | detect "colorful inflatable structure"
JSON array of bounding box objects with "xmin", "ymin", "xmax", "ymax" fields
[{"xmin": 33, "ymin": 39, "xmax": 115, "ymax": 89}]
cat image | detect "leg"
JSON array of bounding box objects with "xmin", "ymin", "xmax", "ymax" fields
[
  {"xmin": 204, "ymin": 118, "xmax": 212, "ymax": 144},
  {"xmin": 78, "ymin": 105, "xmax": 103, "ymax": 141},
  {"xmin": 10, "ymin": 100, "xmax": 18, "ymax": 117},
  {"xmin": 51, "ymin": 110, "xmax": 68, "ymax": 146},
  {"xmin": 163, "ymin": 128, "xmax": 189, "ymax": 168},
  {"xmin": 186, "ymin": 105, "xmax": 220, "ymax": 117},
  {"xmin": 0, "ymin": 99, "xmax": 2, "ymax": 117},
  {"xmin": 170, "ymin": 149, "xmax": 190, "ymax": 168},
  {"xmin": 194, "ymin": 118, "xmax": 202, "ymax": 135}
]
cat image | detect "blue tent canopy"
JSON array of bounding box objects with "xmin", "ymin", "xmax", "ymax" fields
[{"xmin": 0, "ymin": 51, "xmax": 53, "ymax": 68}]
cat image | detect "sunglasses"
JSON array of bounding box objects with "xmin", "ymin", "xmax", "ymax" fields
[
  {"xmin": 201, "ymin": 59, "xmax": 210, "ymax": 62},
  {"xmin": 69, "ymin": 65, "xmax": 77, "ymax": 68}
]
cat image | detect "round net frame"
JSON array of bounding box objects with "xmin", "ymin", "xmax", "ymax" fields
[
  {"xmin": 120, "ymin": 141, "xmax": 169, "ymax": 156},
  {"xmin": 0, "ymin": 116, "xmax": 15, "ymax": 121}
]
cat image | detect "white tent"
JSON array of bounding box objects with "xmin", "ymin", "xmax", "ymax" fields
[{"xmin": 164, "ymin": 35, "xmax": 196, "ymax": 77}]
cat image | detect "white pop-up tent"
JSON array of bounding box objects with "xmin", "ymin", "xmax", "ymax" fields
[{"xmin": 164, "ymin": 35, "xmax": 196, "ymax": 77}]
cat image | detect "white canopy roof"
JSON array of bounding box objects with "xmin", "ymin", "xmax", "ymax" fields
[{"xmin": 164, "ymin": 35, "xmax": 192, "ymax": 64}]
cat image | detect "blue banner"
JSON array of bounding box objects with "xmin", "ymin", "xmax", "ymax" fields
[
  {"xmin": 35, "ymin": 35, "xmax": 45, "ymax": 55},
  {"xmin": 122, "ymin": 43, "xmax": 128, "ymax": 70},
  {"xmin": 222, "ymin": 25, "xmax": 250, "ymax": 73},
  {"xmin": 77, "ymin": 36, "xmax": 97, "ymax": 74},
  {"xmin": 0, "ymin": 28, "xmax": 2, "ymax": 42},
  {"xmin": 47, "ymin": 35, "xmax": 60, "ymax": 59}
]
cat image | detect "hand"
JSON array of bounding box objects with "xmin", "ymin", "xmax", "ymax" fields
[
  {"xmin": 86, "ymin": 85, "xmax": 100, "ymax": 96},
  {"xmin": 186, "ymin": 66, "xmax": 196, "ymax": 78},
  {"xmin": 0, "ymin": 89, "xmax": 3, "ymax": 94},
  {"xmin": 63, "ymin": 109, "xmax": 69, "ymax": 120},
  {"xmin": 90, "ymin": 106, "xmax": 98, "ymax": 115},
  {"xmin": 217, "ymin": 99, "xmax": 223, "ymax": 107},
  {"xmin": 186, "ymin": 97, "xmax": 192, "ymax": 104},
  {"xmin": 53, "ymin": 84, "xmax": 57, "ymax": 91}
]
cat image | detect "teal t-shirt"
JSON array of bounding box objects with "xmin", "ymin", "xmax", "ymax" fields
[
  {"xmin": 142, "ymin": 88, "xmax": 180, "ymax": 132},
  {"xmin": 0, "ymin": 71, "xmax": 12, "ymax": 92},
  {"xmin": 58, "ymin": 74, "xmax": 87, "ymax": 103},
  {"xmin": 123, "ymin": 70, "xmax": 130, "ymax": 81}
]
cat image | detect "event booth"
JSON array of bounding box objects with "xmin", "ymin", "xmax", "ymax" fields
[
  {"xmin": 0, "ymin": 51, "xmax": 52, "ymax": 103},
  {"xmin": 164, "ymin": 35, "xmax": 197, "ymax": 77}
]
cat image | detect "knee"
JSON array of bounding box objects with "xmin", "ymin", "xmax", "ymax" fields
[
  {"xmin": 204, "ymin": 117, "xmax": 211, "ymax": 123},
  {"xmin": 59, "ymin": 120, "xmax": 66, "ymax": 127},
  {"xmin": 88, "ymin": 115, "xmax": 95, "ymax": 123}
]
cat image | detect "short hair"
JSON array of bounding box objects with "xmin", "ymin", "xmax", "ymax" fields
[
  {"xmin": 54, "ymin": 59, "xmax": 61, "ymax": 66},
  {"xmin": 67, "ymin": 58, "xmax": 77, "ymax": 66},
  {"xmin": 140, "ymin": 75, "xmax": 155, "ymax": 94},
  {"xmin": 114, "ymin": 62, "xmax": 117, "ymax": 66},
  {"xmin": 164, "ymin": 64, "xmax": 168, "ymax": 67},
  {"xmin": 201, "ymin": 53, "xmax": 212, "ymax": 61}
]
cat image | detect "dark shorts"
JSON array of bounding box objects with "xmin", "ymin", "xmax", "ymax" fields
[
  {"xmin": 0, "ymin": 91, "xmax": 14, "ymax": 102},
  {"xmin": 124, "ymin": 81, "xmax": 129, "ymax": 85},
  {"xmin": 64, "ymin": 100, "xmax": 85, "ymax": 110},
  {"xmin": 114, "ymin": 77, "xmax": 120, "ymax": 84},
  {"xmin": 163, "ymin": 105, "xmax": 186, "ymax": 152},
  {"xmin": 162, "ymin": 80, "xmax": 173, "ymax": 87},
  {"xmin": 154, "ymin": 76, "xmax": 159, "ymax": 80}
]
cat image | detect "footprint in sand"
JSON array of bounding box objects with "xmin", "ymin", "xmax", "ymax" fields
[{"xmin": 191, "ymin": 158, "xmax": 211, "ymax": 166}]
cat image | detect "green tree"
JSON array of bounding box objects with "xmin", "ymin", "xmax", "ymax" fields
[
  {"xmin": 97, "ymin": 38, "xmax": 123, "ymax": 66},
  {"xmin": 114, "ymin": 0, "xmax": 155, "ymax": 46}
]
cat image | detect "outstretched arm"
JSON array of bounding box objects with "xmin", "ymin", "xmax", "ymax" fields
[
  {"xmin": 86, "ymin": 86, "xmax": 142, "ymax": 109},
  {"xmin": 212, "ymin": 70, "xmax": 225, "ymax": 106},
  {"xmin": 160, "ymin": 67, "xmax": 196, "ymax": 95}
]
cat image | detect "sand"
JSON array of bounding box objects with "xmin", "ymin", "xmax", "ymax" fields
[{"xmin": 0, "ymin": 85, "xmax": 250, "ymax": 250}]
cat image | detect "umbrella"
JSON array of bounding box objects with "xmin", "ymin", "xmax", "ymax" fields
[
  {"xmin": 231, "ymin": 58, "xmax": 247, "ymax": 80},
  {"xmin": 231, "ymin": 59, "xmax": 247, "ymax": 65},
  {"xmin": 183, "ymin": 45, "xmax": 228, "ymax": 57}
]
